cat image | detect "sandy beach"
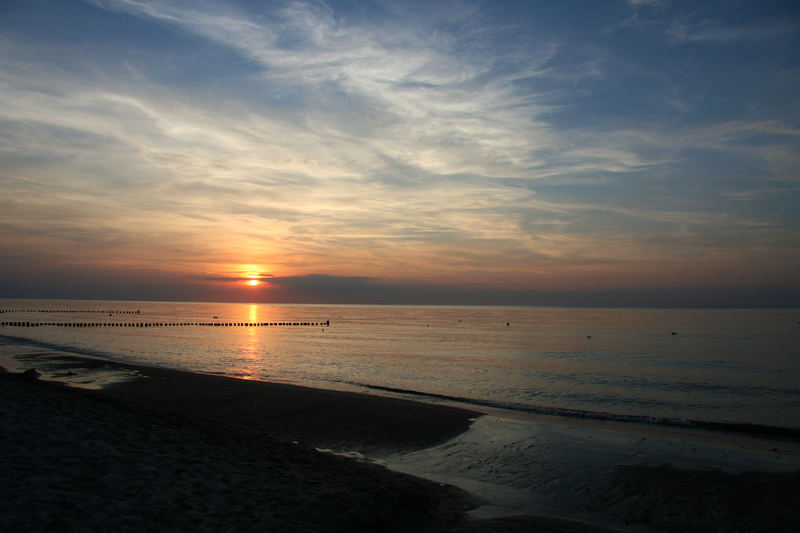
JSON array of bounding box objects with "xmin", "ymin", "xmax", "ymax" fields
[
  {"xmin": 2, "ymin": 352, "xmax": 799, "ymax": 532},
  {"xmin": 1, "ymin": 356, "xmax": 622, "ymax": 532}
]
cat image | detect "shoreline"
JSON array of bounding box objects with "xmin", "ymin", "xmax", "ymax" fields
[
  {"xmin": 0, "ymin": 341, "xmax": 481, "ymax": 453},
  {"xmin": 4, "ymin": 333, "xmax": 798, "ymax": 443},
  {"xmin": 3, "ymin": 344, "xmax": 800, "ymax": 531},
  {"xmin": 1, "ymin": 356, "xmax": 625, "ymax": 532},
  {"xmin": 104, "ymin": 356, "xmax": 482, "ymax": 455}
]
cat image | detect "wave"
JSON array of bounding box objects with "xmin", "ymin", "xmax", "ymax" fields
[
  {"xmin": 0, "ymin": 334, "xmax": 127, "ymax": 363},
  {"xmin": 339, "ymin": 380, "xmax": 800, "ymax": 440},
  {"xmin": 533, "ymin": 370, "xmax": 800, "ymax": 398}
]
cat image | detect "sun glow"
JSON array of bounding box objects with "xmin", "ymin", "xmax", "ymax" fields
[{"xmin": 236, "ymin": 264, "xmax": 271, "ymax": 288}]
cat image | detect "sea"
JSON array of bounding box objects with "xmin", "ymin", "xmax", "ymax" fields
[
  {"xmin": 2, "ymin": 298, "xmax": 799, "ymax": 519},
  {"xmin": 2, "ymin": 298, "xmax": 798, "ymax": 432}
]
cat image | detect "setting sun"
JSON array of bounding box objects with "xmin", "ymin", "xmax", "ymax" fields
[{"xmin": 237, "ymin": 264, "xmax": 271, "ymax": 289}]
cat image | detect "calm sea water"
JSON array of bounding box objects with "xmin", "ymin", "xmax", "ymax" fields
[{"xmin": 1, "ymin": 298, "xmax": 799, "ymax": 432}]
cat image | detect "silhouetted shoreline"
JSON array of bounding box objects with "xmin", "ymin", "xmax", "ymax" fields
[
  {"xmin": 1, "ymin": 359, "xmax": 624, "ymax": 532},
  {"xmin": 2, "ymin": 353, "xmax": 799, "ymax": 532}
]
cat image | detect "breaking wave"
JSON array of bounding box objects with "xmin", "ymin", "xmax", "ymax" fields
[{"xmin": 340, "ymin": 380, "xmax": 800, "ymax": 439}]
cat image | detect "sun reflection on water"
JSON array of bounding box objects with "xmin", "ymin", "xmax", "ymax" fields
[{"xmin": 223, "ymin": 304, "xmax": 267, "ymax": 379}]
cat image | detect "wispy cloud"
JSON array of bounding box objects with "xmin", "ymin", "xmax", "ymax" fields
[
  {"xmin": 2, "ymin": 0, "xmax": 565, "ymax": 282},
  {"xmin": 89, "ymin": 0, "xmax": 560, "ymax": 178},
  {"xmin": 1, "ymin": 0, "xmax": 798, "ymax": 302},
  {"xmin": 666, "ymin": 19, "xmax": 799, "ymax": 44}
]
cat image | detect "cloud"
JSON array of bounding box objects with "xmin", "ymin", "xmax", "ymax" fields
[
  {"xmin": 0, "ymin": 0, "xmax": 568, "ymax": 282},
  {"xmin": 88, "ymin": 0, "xmax": 560, "ymax": 179},
  {"xmin": 202, "ymin": 272, "xmax": 800, "ymax": 307},
  {"xmin": 666, "ymin": 19, "xmax": 799, "ymax": 44},
  {"xmin": 201, "ymin": 275, "xmax": 273, "ymax": 282},
  {"xmin": 704, "ymin": 121, "xmax": 800, "ymax": 138},
  {"xmin": 1, "ymin": 0, "xmax": 798, "ymax": 304}
]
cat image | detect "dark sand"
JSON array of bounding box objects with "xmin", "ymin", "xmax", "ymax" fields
[
  {"xmin": 0, "ymin": 357, "xmax": 622, "ymax": 532},
  {"xmin": 592, "ymin": 464, "xmax": 800, "ymax": 532},
  {"xmin": 3, "ymin": 351, "xmax": 799, "ymax": 532},
  {"xmin": 101, "ymin": 360, "xmax": 480, "ymax": 455}
]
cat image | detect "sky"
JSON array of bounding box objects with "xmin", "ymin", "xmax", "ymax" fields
[{"xmin": 1, "ymin": 0, "xmax": 798, "ymax": 306}]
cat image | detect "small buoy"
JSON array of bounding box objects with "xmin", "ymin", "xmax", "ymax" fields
[
  {"xmin": 586, "ymin": 335, "xmax": 592, "ymax": 339},
  {"xmin": 671, "ymin": 331, "xmax": 678, "ymax": 335}
]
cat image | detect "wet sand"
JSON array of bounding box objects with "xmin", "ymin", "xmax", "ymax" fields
[
  {"xmin": 2, "ymin": 350, "xmax": 799, "ymax": 532},
  {"xmin": 0, "ymin": 356, "xmax": 622, "ymax": 532},
  {"xmin": 101, "ymin": 359, "xmax": 482, "ymax": 455}
]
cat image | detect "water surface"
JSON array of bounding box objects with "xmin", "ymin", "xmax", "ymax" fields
[{"xmin": 1, "ymin": 299, "xmax": 798, "ymax": 432}]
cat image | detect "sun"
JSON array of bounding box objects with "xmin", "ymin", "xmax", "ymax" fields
[{"xmin": 237, "ymin": 265, "xmax": 270, "ymax": 288}]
